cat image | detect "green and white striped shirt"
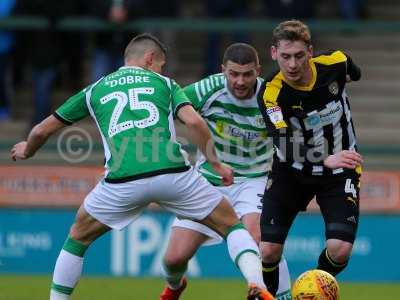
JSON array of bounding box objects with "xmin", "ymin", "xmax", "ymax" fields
[{"xmin": 184, "ymin": 73, "xmax": 273, "ymax": 185}]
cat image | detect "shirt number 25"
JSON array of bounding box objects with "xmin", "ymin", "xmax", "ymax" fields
[{"xmin": 100, "ymin": 87, "xmax": 160, "ymax": 137}]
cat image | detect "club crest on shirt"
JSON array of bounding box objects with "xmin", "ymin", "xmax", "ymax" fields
[
  {"xmin": 328, "ymin": 81, "xmax": 339, "ymax": 95},
  {"xmin": 256, "ymin": 115, "xmax": 265, "ymax": 127}
]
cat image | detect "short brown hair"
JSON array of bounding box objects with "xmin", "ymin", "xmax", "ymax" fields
[
  {"xmin": 222, "ymin": 43, "xmax": 259, "ymax": 65},
  {"xmin": 272, "ymin": 20, "xmax": 311, "ymax": 47},
  {"xmin": 124, "ymin": 33, "xmax": 167, "ymax": 61}
]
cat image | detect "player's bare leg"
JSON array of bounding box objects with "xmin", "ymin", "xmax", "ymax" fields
[
  {"xmin": 241, "ymin": 213, "xmax": 261, "ymax": 243},
  {"xmin": 326, "ymin": 239, "xmax": 353, "ymax": 263},
  {"xmin": 317, "ymin": 239, "xmax": 354, "ymax": 276},
  {"xmin": 160, "ymin": 228, "xmax": 208, "ymax": 300},
  {"xmin": 50, "ymin": 205, "xmax": 110, "ymax": 300}
]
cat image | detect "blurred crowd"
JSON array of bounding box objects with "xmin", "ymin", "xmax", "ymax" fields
[{"xmin": 0, "ymin": 0, "xmax": 366, "ymax": 124}]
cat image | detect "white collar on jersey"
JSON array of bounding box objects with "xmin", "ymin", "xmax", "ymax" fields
[{"xmin": 119, "ymin": 66, "xmax": 144, "ymax": 71}]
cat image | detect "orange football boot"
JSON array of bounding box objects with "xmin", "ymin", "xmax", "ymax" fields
[
  {"xmin": 247, "ymin": 284, "xmax": 275, "ymax": 300},
  {"xmin": 159, "ymin": 277, "xmax": 187, "ymax": 300}
]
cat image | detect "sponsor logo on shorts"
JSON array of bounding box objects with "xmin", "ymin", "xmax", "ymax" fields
[
  {"xmin": 257, "ymin": 193, "xmax": 263, "ymax": 209},
  {"xmin": 346, "ymin": 196, "xmax": 357, "ymax": 206},
  {"xmin": 266, "ymin": 178, "xmax": 273, "ymax": 190},
  {"xmin": 346, "ymin": 215, "xmax": 357, "ymax": 223}
]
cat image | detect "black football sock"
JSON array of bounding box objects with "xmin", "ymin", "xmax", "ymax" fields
[{"xmin": 262, "ymin": 260, "xmax": 280, "ymax": 296}]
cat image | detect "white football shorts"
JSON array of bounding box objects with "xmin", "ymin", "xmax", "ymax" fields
[
  {"xmin": 172, "ymin": 176, "xmax": 267, "ymax": 245},
  {"xmin": 84, "ymin": 167, "xmax": 223, "ymax": 230}
]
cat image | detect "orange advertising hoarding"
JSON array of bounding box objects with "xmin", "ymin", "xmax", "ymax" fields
[
  {"xmin": 306, "ymin": 171, "xmax": 400, "ymax": 213},
  {"xmin": 0, "ymin": 166, "xmax": 103, "ymax": 207},
  {"xmin": 358, "ymin": 171, "xmax": 400, "ymax": 212},
  {"xmin": 1, "ymin": 166, "xmax": 400, "ymax": 212}
]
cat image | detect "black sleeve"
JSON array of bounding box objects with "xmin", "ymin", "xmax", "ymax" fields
[
  {"xmin": 52, "ymin": 112, "xmax": 73, "ymax": 126},
  {"xmin": 315, "ymin": 50, "xmax": 361, "ymax": 82},
  {"xmin": 344, "ymin": 52, "xmax": 361, "ymax": 81},
  {"xmin": 257, "ymin": 83, "xmax": 325, "ymax": 169}
]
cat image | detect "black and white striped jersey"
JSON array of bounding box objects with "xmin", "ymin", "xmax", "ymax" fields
[{"xmin": 257, "ymin": 50, "xmax": 361, "ymax": 176}]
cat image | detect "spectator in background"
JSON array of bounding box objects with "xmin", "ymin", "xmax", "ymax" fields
[
  {"xmin": 16, "ymin": 0, "xmax": 83, "ymax": 125},
  {"xmin": 263, "ymin": 0, "xmax": 315, "ymax": 19},
  {"xmin": 86, "ymin": 0, "xmax": 145, "ymax": 82},
  {"xmin": 204, "ymin": 0, "xmax": 250, "ymax": 76},
  {"xmin": 142, "ymin": 0, "xmax": 181, "ymax": 76},
  {"xmin": 337, "ymin": 0, "xmax": 365, "ymax": 20},
  {"xmin": 0, "ymin": 0, "xmax": 16, "ymax": 121}
]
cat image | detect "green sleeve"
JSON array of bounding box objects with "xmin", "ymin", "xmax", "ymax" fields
[
  {"xmin": 170, "ymin": 80, "xmax": 192, "ymax": 117},
  {"xmin": 54, "ymin": 89, "xmax": 90, "ymax": 125},
  {"xmin": 183, "ymin": 82, "xmax": 202, "ymax": 111},
  {"xmin": 183, "ymin": 74, "xmax": 225, "ymax": 111}
]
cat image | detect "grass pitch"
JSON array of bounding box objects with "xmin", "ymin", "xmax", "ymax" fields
[{"xmin": 0, "ymin": 275, "xmax": 399, "ymax": 300}]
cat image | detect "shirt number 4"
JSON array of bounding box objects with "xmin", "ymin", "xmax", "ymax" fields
[{"xmin": 344, "ymin": 178, "xmax": 357, "ymax": 198}]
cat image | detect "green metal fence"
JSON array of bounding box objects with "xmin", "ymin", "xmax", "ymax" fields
[{"xmin": 2, "ymin": 16, "xmax": 400, "ymax": 33}]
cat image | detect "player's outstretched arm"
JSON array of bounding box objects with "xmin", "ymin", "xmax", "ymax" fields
[
  {"xmin": 177, "ymin": 105, "xmax": 233, "ymax": 185},
  {"xmin": 11, "ymin": 115, "xmax": 67, "ymax": 161}
]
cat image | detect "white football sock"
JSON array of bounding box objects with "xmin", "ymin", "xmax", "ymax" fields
[
  {"xmin": 226, "ymin": 224, "xmax": 265, "ymax": 289},
  {"xmin": 277, "ymin": 256, "xmax": 291, "ymax": 300},
  {"xmin": 50, "ymin": 250, "xmax": 84, "ymax": 299}
]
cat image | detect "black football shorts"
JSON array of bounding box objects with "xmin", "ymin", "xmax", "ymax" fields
[{"xmin": 260, "ymin": 164, "xmax": 360, "ymax": 244}]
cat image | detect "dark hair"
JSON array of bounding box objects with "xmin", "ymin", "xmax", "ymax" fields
[
  {"xmin": 124, "ymin": 33, "xmax": 167, "ymax": 60},
  {"xmin": 222, "ymin": 43, "xmax": 259, "ymax": 65},
  {"xmin": 272, "ymin": 20, "xmax": 311, "ymax": 47}
]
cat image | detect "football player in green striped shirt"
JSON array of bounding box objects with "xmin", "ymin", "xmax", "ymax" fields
[
  {"xmin": 160, "ymin": 43, "xmax": 291, "ymax": 300},
  {"xmin": 11, "ymin": 34, "xmax": 273, "ymax": 300}
]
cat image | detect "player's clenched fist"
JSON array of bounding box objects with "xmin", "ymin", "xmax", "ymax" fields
[
  {"xmin": 211, "ymin": 162, "xmax": 234, "ymax": 186},
  {"xmin": 323, "ymin": 150, "xmax": 363, "ymax": 170},
  {"xmin": 10, "ymin": 141, "xmax": 28, "ymax": 161}
]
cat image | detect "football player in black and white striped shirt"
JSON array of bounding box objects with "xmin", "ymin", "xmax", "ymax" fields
[{"xmin": 257, "ymin": 20, "xmax": 363, "ymax": 297}]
